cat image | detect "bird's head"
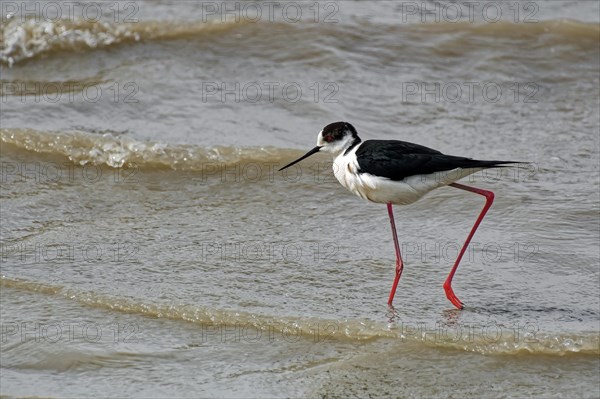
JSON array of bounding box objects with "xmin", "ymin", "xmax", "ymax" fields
[{"xmin": 279, "ymin": 122, "xmax": 360, "ymax": 171}]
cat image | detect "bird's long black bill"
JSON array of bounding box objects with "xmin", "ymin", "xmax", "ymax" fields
[{"xmin": 278, "ymin": 146, "xmax": 322, "ymax": 171}]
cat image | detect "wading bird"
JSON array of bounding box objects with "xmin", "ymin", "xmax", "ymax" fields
[{"xmin": 279, "ymin": 122, "xmax": 518, "ymax": 309}]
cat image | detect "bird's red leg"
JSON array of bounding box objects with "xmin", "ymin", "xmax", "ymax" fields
[
  {"xmin": 445, "ymin": 183, "xmax": 495, "ymax": 309},
  {"xmin": 387, "ymin": 203, "xmax": 404, "ymax": 305}
]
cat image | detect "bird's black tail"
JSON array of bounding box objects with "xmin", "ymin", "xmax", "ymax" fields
[{"xmin": 466, "ymin": 160, "xmax": 525, "ymax": 169}]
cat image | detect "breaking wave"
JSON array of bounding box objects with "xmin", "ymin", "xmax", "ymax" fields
[
  {"xmin": 2, "ymin": 16, "xmax": 597, "ymax": 66},
  {"xmin": 2, "ymin": 276, "xmax": 598, "ymax": 356},
  {"xmin": 1, "ymin": 128, "xmax": 291, "ymax": 170}
]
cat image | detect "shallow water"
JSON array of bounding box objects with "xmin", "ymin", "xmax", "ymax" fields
[{"xmin": 1, "ymin": 1, "xmax": 599, "ymax": 397}]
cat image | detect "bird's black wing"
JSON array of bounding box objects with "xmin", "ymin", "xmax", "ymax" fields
[{"xmin": 355, "ymin": 140, "xmax": 515, "ymax": 181}]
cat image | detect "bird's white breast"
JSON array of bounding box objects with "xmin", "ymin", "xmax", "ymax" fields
[{"xmin": 332, "ymin": 144, "xmax": 482, "ymax": 205}]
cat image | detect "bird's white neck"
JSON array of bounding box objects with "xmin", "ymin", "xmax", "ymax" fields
[{"xmin": 319, "ymin": 135, "xmax": 361, "ymax": 158}]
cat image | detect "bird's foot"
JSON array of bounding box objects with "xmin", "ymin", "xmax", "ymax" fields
[
  {"xmin": 443, "ymin": 283, "xmax": 464, "ymax": 310},
  {"xmin": 386, "ymin": 303, "xmax": 400, "ymax": 322}
]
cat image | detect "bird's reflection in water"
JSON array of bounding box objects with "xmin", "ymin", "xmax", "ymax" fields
[
  {"xmin": 384, "ymin": 305, "xmax": 467, "ymax": 339},
  {"xmin": 386, "ymin": 304, "xmax": 400, "ymax": 324},
  {"xmin": 441, "ymin": 308, "xmax": 464, "ymax": 326}
]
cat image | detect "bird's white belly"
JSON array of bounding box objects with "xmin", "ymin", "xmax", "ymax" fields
[{"xmin": 333, "ymin": 154, "xmax": 482, "ymax": 205}]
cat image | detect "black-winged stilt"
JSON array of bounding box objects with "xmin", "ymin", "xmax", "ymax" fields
[{"xmin": 279, "ymin": 122, "xmax": 519, "ymax": 309}]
